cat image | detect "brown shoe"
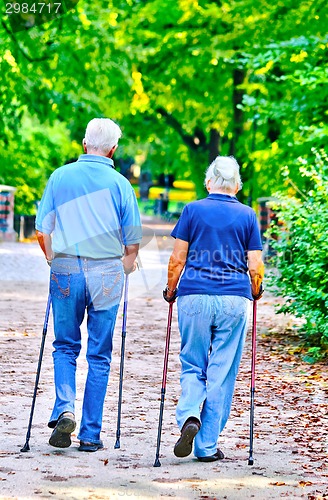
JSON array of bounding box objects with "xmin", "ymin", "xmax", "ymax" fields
[
  {"xmin": 174, "ymin": 417, "xmax": 201, "ymax": 458},
  {"xmin": 49, "ymin": 412, "xmax": 76, "ymax": 448},
  {"xmin": 197, "ymin": 448, "xmax": 225, "ymax": 462}
]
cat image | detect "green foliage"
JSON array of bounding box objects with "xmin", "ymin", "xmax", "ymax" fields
[
  {"xmin": 107, "ymin": 0, "xmax": 328, "ymax": 200},
  {"xmin": 268, "ymin": 150, "xmax": 328, "ymax": 359},
  {"xmin": 0, "ymin": 116, "xmax": 81, "ymax": 214},
  {"xmin": 0, "ymin": 0, "xmax": 327, "ymax": 208}
]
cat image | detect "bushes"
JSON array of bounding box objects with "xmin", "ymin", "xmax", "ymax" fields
[{"xmin": 268, "ymin": 149, "xmax": 328, "ymax": 361}]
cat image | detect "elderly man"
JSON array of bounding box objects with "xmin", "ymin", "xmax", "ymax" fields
[
  {"xmin": 164, "ymin": 155, "xmax": 264, "ymax": 462},
  {"xmin": 36, "ymin": 118, "xmax": 142, "ymax": 452}
]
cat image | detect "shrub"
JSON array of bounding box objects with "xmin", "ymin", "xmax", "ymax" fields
[{"xmin": 267, "ymin": 149, "xmax": 328, "ymax": 361}]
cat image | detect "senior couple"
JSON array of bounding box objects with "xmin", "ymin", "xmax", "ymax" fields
[{"xmin": 36, "ymin": 118, "xmax": 264, "ymax": 459}]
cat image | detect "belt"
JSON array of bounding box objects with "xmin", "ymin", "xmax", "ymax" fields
[{"xmin": 54, "ymin": 253, "xmax": 121, "ymax": 261}]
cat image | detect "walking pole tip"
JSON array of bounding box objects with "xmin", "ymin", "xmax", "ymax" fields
[
  {"xmin": 20, "ymin": 442, "xmax": 30, "ymax": 453},
  {"xmin": 114, "ymin": 439, "xmax": 120, "ymax": 449},
  {"xmin": 248, "ymin": 457, "xmax": 254, "ymax": 466},
  {"xmin": 153, "ymin": 458, "xmax": 161, "ymax": 467}
]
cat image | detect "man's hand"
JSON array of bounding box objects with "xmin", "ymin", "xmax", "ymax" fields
[
  {"xmin": 252, "ymin": 283, "xmax": 264, "ymax": 301},
  {"xmin": 123, "ymin": 260, "xmax": 137, "ymax": 274},
  {"xmin": 163, "ymin": 285, "xmax": 177, "ymax": 303},
  {"xmin": 123, "ymin": 244, "xmax": 139, "ymax": 275},
  {"xmin": 36, "ymin": 230, "xmax": 53, "ymax": 266}
]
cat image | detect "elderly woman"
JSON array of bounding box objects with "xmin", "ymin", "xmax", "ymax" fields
[{"xmin": 163, "ymin": 156, "xmax": 264, "ymax": 462}]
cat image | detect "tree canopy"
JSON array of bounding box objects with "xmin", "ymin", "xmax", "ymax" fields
[{"xmin": 0, "ymin": 0, "xmax": 327, "ymax": 212}]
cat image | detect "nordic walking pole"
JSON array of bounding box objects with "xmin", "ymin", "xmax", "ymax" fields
[
  {"xmin": 21, "ymin": 294, "xmax": 52, "ymax": 452},
  {"xmin": 248, "ymin": 299, "xmax": 257, "ymax": 465},
  {"xmin": 154, "ymin": 301, "xmax": 174, "ymax": 467},
  {"xmin": 114, "ymin": 274, "xmax": 129, "ymax": 449}
]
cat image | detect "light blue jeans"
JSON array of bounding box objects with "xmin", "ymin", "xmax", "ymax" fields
[
  {"xmin": 176, "ymin": 294, "xmax": 250, "ymax": 458},
  {"xmin": 49, "ymin": 256, "xmax": 124, "ymax": 444}
]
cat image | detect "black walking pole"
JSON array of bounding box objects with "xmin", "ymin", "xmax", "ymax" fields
[
  {"xmin": 154, "ymin": 301, "xmax": 174, "ymax": 467},
  {"xmin": 114, "ymin": 274, "xmax": 129, "ymax": 449},
  {"xmin": 248, "ymin": 299, "xmax": 257, "ymax": 465},
  {"xmin": 21, "ymin": 294, "xmax": 52, "ymax": 452}
]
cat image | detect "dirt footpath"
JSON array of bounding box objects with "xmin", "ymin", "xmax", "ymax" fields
[{"xmin": 0, "ymin": 241, "xmax": 327, "ymax": 500}]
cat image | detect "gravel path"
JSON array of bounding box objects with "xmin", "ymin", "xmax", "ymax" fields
[{"xmin": 0, "ymin": 240, "xmax": 327, "ymax": 500}]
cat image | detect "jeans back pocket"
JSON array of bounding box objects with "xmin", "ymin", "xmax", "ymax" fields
[
  {"xmin": 50, "ymin": 272, "xmax": 71, "ymax": 299},
  {"xmin": 222, "ymin": 296, "xmax": 248, "ymax": 318},
  {"xmin": 101, "ymin": 270, "xmax": 123, "ymax": 303},
  {"xmin": 179, "ymin": 295, "xmax": 203, "ymax": 316}
]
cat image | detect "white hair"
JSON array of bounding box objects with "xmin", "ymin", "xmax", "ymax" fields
[
  {"xmin": 84, "ymin": 118, "xmax": 122, "ymax": 154},
  {"xmin": 205, "ymin": 156, "xmax": 242, "ymax": 193}
]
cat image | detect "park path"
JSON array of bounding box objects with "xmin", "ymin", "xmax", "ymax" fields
[{"xmin": 0, "ymin": 234, "xmax": 327, "ymax": 500}]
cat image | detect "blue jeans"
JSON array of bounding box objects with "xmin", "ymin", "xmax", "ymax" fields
[
  {"xmin": 176, "ymin": 294, "xmax": 250, "ymax": 458},
  {"xmin": 49, "ymin": 256, "xmax": 124, "ymax": 444}
]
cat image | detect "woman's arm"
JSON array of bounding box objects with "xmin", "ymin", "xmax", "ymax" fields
[
  {"xmin": 165, "ymin": 238, "xmax": 189, "ymax": 300},
  {"xmin": 247, "ymin": 250, "xmax": 265, "ymax": 299}
]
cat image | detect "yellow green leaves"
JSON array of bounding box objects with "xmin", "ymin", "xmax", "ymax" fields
[
  {"xmin": 254, "ymin": 60, "xmax": 275, "ymax": 75},
  {"xmin": 131, "ymin": 70, "xmax": 150, "ymax": 113},
  {"xmin": 290, "ymin": 51, "xmax": 308, "ymax": 63},
  {"xmin": 3, "ymin": 50, "xmax": 19, "ymax": 73}
]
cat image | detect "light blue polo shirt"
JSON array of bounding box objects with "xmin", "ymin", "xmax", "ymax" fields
[
  {"xmin": 171, "ymin": 193, "xmax": 263, "ymax": 300},
  {"xmin": 36, "ymin": 154, "xmax": 142, "ymax": 258}
]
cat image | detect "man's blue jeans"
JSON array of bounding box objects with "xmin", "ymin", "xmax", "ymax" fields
[
  {"xmin": 176, "ymin": 294, "xmax": 250, "ymax": 458},
  {"xmin": 49, "ymin": 256, "xmax": 124, "ymax": 444}
]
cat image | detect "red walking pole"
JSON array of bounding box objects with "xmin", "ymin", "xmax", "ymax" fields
[
  {"xmin": 248, "ymin": 299, "xmax": 257, "ymax": 465},
  {"xmin": 153, "ymin": 301, "xmax": 174, "ymax": 467}
]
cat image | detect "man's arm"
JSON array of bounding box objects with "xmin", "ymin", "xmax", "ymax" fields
[
  {"xmin": 247, "ymin": 250, "xmax": 265, "ymax": 299},
  {"xmin": 165, "ymin": 238, "xmax": 189, "ymax": 300},
  {"xmin": 122, "ymin": 243, "xmax": 139, "ymax": 274},
  {"xmin": 36, "ymin": 230, "xmax": 53, "ymax": 265}
]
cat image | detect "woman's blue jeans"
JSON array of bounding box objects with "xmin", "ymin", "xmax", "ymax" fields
[
  {"xmin": 49, "ymin": 256, "xmax": 124, "ymax": 444},
  {"xmin": 176, "ymin": 294, "xmax": 250, "ymax": 458}
]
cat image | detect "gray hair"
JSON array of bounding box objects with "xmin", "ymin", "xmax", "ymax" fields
[
  {"xmin": 84, "ymin": 118, "xmax": 122, "ymax": 154},
  {"xmin": 205, "ymin": 156, "xmax": 242, "ymax": 193}
]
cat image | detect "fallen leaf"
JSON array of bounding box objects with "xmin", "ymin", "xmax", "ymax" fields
[{"xmin": 298, "ymin": 480, "xmax": 313, "ymax": 487}]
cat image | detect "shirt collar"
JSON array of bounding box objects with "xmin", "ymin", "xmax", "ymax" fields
[
  {"xmin": 207, "ymin": 193, "xmax": 238, "ymax": 202},
  {"xmin": 77, "ymin": 154, "xmax": 115, "ymax": 168}
]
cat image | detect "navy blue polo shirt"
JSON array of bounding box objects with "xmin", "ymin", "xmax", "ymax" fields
[
  {"xmin": 171, "ymin": 193, "xmax": 262, "ymax": 300},
  {"xmin": 36, "ymin": 154, "xmax": 142, "ymax": 258}
]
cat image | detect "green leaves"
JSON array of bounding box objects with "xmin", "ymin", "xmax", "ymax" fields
[
  {"xmin": 267, "ymin": 150, "xmax": 328, "ymax": 359},
  {"xmin": 0, "ymin": 0, "xmax": 327, "ymax": 209}
]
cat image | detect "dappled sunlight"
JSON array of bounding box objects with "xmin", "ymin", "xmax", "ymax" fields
[
  {"xmin": 0, "ymin": 258, "xmax": 326, "ymax": 499},
  {"xmin": 34, "ymin": 474, "xmax": 301, "ymax": 499}
]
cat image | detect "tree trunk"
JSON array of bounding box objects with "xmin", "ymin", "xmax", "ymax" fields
[
  {"xmin": 209, "ymin": 128, "xmax": 220, "ymax": 163},
  {"xmin": 229, "ymin": 67, "xmax": 248, "ymax": 203},
  {"xmin": 229, "ymin": 68, "xmax": 245, "ymax": 159},
  {"xmin": 189, "ymin": 150, "xmax": 208, "ymax": 199}
]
